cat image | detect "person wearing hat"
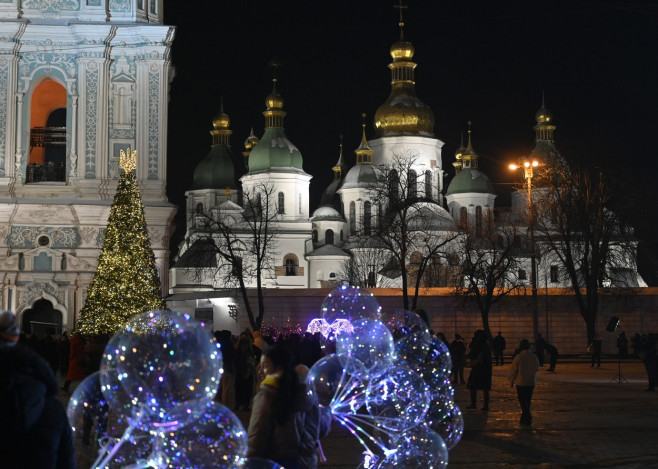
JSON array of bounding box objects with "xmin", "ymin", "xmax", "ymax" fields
[{"xmin": 0, "ymin": 311, "xmax": 76, "ymax": 468}]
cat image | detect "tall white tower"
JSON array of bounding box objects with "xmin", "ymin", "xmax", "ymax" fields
[{"xmin": 0, "ymin": 1, "xmax": 175, "ymax": 333}]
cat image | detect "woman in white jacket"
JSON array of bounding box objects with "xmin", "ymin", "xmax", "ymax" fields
[{"xmin": 509, "ymin": 339, "xmax": 540, "ymax": 426}]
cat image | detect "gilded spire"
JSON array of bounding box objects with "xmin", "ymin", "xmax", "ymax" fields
[
  {"xmin": 461, "ymin": 121, "xmax": 479, "ymax": 169},
  {"xmin": 263, "ymin": 60, "xmax": 286, "ymax": 128},
  {"xmin": 453, "ymin": 132, "xmax": 465, "ymax": 174},
  {"xmin": 242, "ymin": 127, "xmax": 259, "ymax": 168},
  {"xmin": 355, "ymin": 114, "xmax": 374, "ymax": 165},
  {"xmin": 534, "ymin": 93, "xmax": 556, "ymax": 142},
  {"xmin": 332, "ymin": 135, "xmax": 346, "ymax": 180},
  {"xmin": 374, "ymin": 2, "xmax": 434, "ymax": 137},
  {"xmin": 211, "ymin": 98, "xmax": 232, "ymax": 146},
  {"xmin": 119, "ymin": 148, "xmax": 137, "ymax": 173}
]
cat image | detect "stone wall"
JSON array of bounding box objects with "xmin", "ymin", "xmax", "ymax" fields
[{"xmin": 229, "ymin": 287, "xmax": 658, "ymax": 356}]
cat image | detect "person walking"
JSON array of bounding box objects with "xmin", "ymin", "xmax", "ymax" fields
[
  {"xmin": 61, "ymin": 332, "xmax": 86, "ymax": 392},
  {"xmin": 235, "ymin": 331, "xmax": 257, "ymax": 411},
  {"xmin": 509, "ymin": 339, "xmax": 540, "ymax": 426},
  {"xmin": 450, "ymin": 334, "xmax": 467, "ymax": 384},
  {"xmin": 545, "ymin": 342, "xmax": 559, "ymax": 372},
  {"xmin": 639, "ymin": 333, "xmax": 656, "ymax": 391},
  {"xmin": 247, "ymin": 345, "xmax": 319, "ymax": 468},
  {"xmin": 466, "ymin": 330, "xmax": 492, "ymax": 411},
  {"xmin": 0, "ymin": 311, "xmax": 76, "ymax": 469},
  {"xmin": 591, "ymin": 335, "xmax": 603, "ymax": 368},
  {"xmin": 492, "ymin": 331, "xmax": 507, "ymax": 366},
  {"xmin": 534, "ymin": 334, "xmax": 546, "ymax": 366}
]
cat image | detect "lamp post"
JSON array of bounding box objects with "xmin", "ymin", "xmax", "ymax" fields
[{"xmin": 510, "ymin": 159, "xmax": 539, "ymax": 343}]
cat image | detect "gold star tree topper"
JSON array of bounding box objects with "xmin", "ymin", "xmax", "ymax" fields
[{"xmin": 119, "ymin": 148, "xmax": 137, "ymax": 172}]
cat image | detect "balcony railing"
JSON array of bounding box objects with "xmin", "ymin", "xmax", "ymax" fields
[{"xmin": 30, "ymin": 126, "xmax": 66, "ymax": 147}]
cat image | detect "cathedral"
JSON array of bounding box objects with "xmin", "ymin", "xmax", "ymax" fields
[{"xmin": 0, "ymin": 1, "xmax": 175, "ymax": 334}]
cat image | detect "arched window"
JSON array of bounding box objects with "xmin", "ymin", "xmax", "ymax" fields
[
  {"xmin": 389, "ymin": 169, "xmax": 399, "ymax": 202},
  {"xmin": 284, "ymin": 254, "xmax": 299, "ymax": 276},
  {"xmin": 325, "ymin": 229, "xmax": 334, "ymax": 245},
  {"xmin": 475, "ymin": 206, "xmax": 483, "ymax": 237},
  {"xmin": 196, "ymin": 202, "xmax": 203, "ymax": 213},
  {"xmin": 28, "ymin": 78, "xmax": 67, "ymax": 183},
  {"xmin": 363, "ymin": 201, "xmax": 372, "ymax": 235},
  {"xmin": 312, "ymin": 230, "xmax": 318, "ymax": 242},
  {"xmin": 278, "ymin": 192, "xmax": 285, "ymax": 214},
  {"xmin": 340, "ymin": 230, "xmax": 344, "ymax": 241},
  {"xmin": 425, "ymin": 170, "xmax": 432, "ymax": 199},
  {"xmin": 408, "ymin": 170, "xmax": 417, "ymax": 199},
  {"xmin": 349, "ymin": 201, "xmax": 356, "ymax": 233},
  {"xmin": 460, "ymin": 207, "xmax": 468, "ymax": 229}
]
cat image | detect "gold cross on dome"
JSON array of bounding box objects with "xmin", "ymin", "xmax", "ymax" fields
[{"xmin": 119, "ymin": 148, "xmax": 137, "ymax": 172}]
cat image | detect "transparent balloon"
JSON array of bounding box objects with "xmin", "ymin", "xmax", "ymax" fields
[
  {"xmin": 100, "ymin": 310, "xmax": 223, "ymax": 432},
  {"xmin": 67, "ymin": 371, "xmax": 129, "ymax": 450},
  {"xmin": 243, "ymin": 458, "xmax": 284, "ymax": 469},
  {"xmin": 163, "ymin": 401, "xmax": 247, "ymax": 468},
  {"xmin": 366, "ymin": 365, "xmax": 431, "ymax": 431},
  {"xmin": 381, "ymin": 424, "xmax": 448, "ymax": 468},
  {"xmin": 382, "ymin": 309, "xmax": 431, "ymax": 372},
  {"xmin": 421, "ymin": 337, "xmax": 453, "ymax": 388},
  {"xmin": 321, "ymin": 285, "xmax": 382, "ymax": 324},
  {"xmin": 308, "ymin": 353, "xmax": 366, "ymax": 413},
  {"xmin": 336, "ymin": 318, "xmax": 395, "ymax": 380},
  {"xmin": 431, "ymin": 404, "xmax": 464, "ymax": 451}
]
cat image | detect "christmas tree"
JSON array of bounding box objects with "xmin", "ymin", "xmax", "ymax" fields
[{"xmin": 76, "ymin": 149, "xmax": 166, "ymax": 335}]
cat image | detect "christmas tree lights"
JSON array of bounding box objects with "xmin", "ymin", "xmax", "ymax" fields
[{"xmin": 75, "ymin": 149, "xmax": 166, "ymax": 334}]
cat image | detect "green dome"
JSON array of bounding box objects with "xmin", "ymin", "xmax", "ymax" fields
[
  {"xmin": 192, "ymin": 144, "xmax": 236, "ymax": 190},
  {"xmin": 446, "ymin": 168, "xmax": 495, "ymax": 196},
  {"xmin": 247, "ymin": 127, "xmax": 304, "ymax": 172}
]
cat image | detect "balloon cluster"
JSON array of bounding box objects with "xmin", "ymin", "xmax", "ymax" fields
[
  {"xmin": 308, "ymin": 287, "xmax": 463, "ymax": 468},
  {"xmin": 67, "ymin": 311, "xmax": 279, "ymax": 468}
]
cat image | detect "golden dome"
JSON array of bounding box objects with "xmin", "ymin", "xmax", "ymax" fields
[
  {"xmin": 535, "ymin": 104, "xmax": 552, "ymax": 124},
  {"xmin": 374, "ymin": 88, "xmax": 435, "ymax": 137},
  {"xmin": 265, "ymin": 90, "xmax": 284, "ymax": 110},
  {"xmin": 390, "ymin": 40, "xmax": 415, "ymax": 61},
  {"xmin": 244, "ymin": 128, "xmax": 259, "ymax": 151},
  {"xmin": 212, "ymin": 111, "xmax": 230, "ymax": 130}
]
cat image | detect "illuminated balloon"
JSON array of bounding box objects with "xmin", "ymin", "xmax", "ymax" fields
[
  {"xmin": 164, "ymin": 401, "xmax": 247, "ymax": 468},
  {"xmin": 382, "ymin": 309, "xmax": 431, "ymax": 371},
  {"xmin": 321, "ymin": 285, "xmax": 382, "ymax": 324},
  {"xmin": 67, "ymin": 371, "xmax": 128, "ymax": 449},
  {"xmin": 421, "ymin": 337, "xmax": 453, "ymax": 388},
  {"xmin": 100, "ymin": 310, "xmax": 223, "ymax": 431},
  {"xmin": 308, "ymin": 354, "xmax": 365, "ymax": 412},
  {"xmin": 382, "ymin": 424, "xmax": 448, "ymax": 468},
  {"xmin": 431, "ymin": 404, "xmax": 464, "ymax": 450},
  {"xmin": 336, "ymin": 318, "xmax": 395, "ymax": 379},
  {"xmin": 366, "ymin": 365, "xmax": 431, "ymax": 431}
]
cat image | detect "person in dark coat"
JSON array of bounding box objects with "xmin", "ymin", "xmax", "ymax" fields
[
  {"xmin": 0, "ymin": 311, "xmax": 76, "ymax": 469},
  {"xmin": 591, "ymin": 335, "xmax": 603, "ymax": 368},
  {"xmin": 450, "ymin": 334, "xmax": 467, "ymax": 384},
  {"xmin": 545, "ymin": 342, "xmax": 559, "ymax": 372},
  {"xmin": 235, "ymin": 331, "xmax": 257, "ymax": 411},
  {"xmin": 534, "ymin": 334, "xmax": 546, "ymax": 366},
  {"xmin": 492, "ymin": 331, "xmax": 506, "ymax": 365},
  {"xmin": 466, "ymin": 330, "xmax": 493, "ymax": 411}
]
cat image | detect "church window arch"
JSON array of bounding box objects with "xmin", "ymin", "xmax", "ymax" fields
[
  {"xmin": 389, "ymin": 169, "xmax": 399, "ymax": 202},
  {"xmin": 476, "ymin": 206, "xmax": 483, "ymax": 237},
  {"xmin": 460, "ymin": 207, "xmax": 468, "ymax": 229},
  {"xmin": 363, "ymin": 201, "xmax": 372, "ymax": 235},
  {"xmin": 349, "ymin": 201, "xmax": 356, "ymax": 233},
  {"xmin": 284, "ymin": 253, "xmax": 299, "ymax": 276},
  {"xmin": 312, "ymin": 230, "xmax": 318, "ymax": 242},
  {"xmin": 325, "ymin": 229, "xmax": 334, "ymax": 245},
  {"xmin": 425, "ymin": 170, "xmax": 432, "ymax": 199},
  {"xmin": 408, "ymin": 170, "xmax": 417, "ymax": 199},
  {"xmin": 28, "ymin": 77, "xmax": 67, "ymax": 183},
  {"xmin": 278, "ymin": 192, "xmax": 285, "ymax": 214},
  {"xmin": 196, "ymin": 202, "xmax": 204, "ymax": 213}
]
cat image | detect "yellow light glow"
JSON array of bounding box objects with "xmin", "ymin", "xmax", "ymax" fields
[
  {"xmin": 524, "ymin": 161, "xmax": 530, "ymax": 168},
  {"xmin": 509, "ymin": 163, "xmax": 518, "ymax": 170}
]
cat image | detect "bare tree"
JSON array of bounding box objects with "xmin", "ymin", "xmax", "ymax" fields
[
  {"xmin": 531, "ymin": 156, "xmax": 641, "ymax": 342},
  {"xmin": 184, "ymin": 182, "xmax": 280, "ymax": 330},
  {"xmin": 455, "ymin": 212, "xmax": 525, "ymax": 337},
  {"xmin": 337, "ymin": 239, "xmax": 395, "ymax": 288},
  {"xmin": 355, "ymin": 152, "xmax": 459, "ymax": 310}
]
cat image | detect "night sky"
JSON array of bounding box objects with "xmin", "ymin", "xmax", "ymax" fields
[{"xmin": 163, "ymin": 1, "xmax": 658, "ymax": 283}]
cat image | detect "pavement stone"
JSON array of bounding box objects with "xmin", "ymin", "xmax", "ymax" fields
[{"xmin": 61, "ymin": 359, "xmax": 657, "ymax": 468}]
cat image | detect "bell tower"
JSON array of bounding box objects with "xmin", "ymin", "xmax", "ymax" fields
[{"xmin": 0, "ymin": 1, "xmax": 175, "ymax": 332}]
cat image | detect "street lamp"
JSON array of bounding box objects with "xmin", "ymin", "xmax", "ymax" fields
[{"xmin": 510, "ymin": 159, "xmax": 539, "ymax": 343}]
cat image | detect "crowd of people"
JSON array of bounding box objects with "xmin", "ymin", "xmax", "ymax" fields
[{"xmin": 3, "ymin": 309, "xmax": 658, "ymax": 468}]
